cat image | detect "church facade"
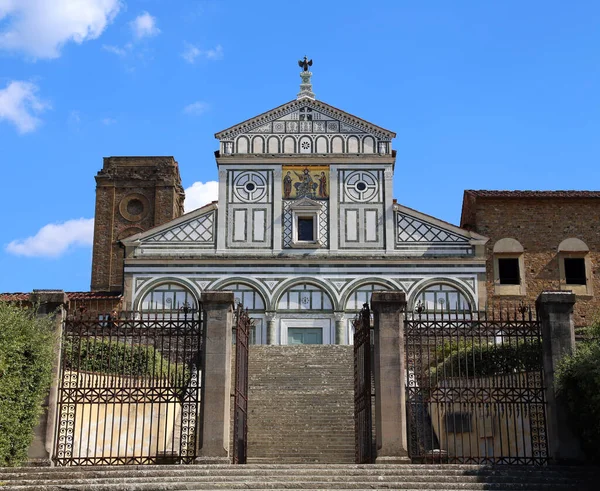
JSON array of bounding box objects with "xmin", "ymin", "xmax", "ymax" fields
[{"xmin": 96, "ymin": 67, "xmax": 488, "ymax": 345}]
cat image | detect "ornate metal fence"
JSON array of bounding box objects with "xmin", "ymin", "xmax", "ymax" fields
[
  {"xmin": 232, "ymin": 304, "xmax": 251, "ymax": 464},
  {"xmin": 53, "ymin": 307, "xmax": 203, "ymax": 465},
  {"xmin": 353, "ymin": 303, "xmax": 374, "ymax": 464},
  {"xmin": 404, "ymin": 304, "xmax": 548, "ymax": 465}
]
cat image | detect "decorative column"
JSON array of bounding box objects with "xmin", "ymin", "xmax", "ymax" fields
[
  {"xmin": 536, "ymin": 291, "xmax": 584, "ymax": 463},
  {"xmin": 370, "ymin": 291, "xmax": 410, "ymax": 463},
  {"xmin": 196, "ymin": 291, "xmax": 234, "ymax": 463},
  {"xmin": 266, "ymin": 312, "xmax": 277, "ymax": 345},
  {"xmin": 334, "ymin": 312, "xmax": 345, "ymax": 345},
  {"xmin": 28, "ymin": 289, "xmax": 69, "ymax": 464}
]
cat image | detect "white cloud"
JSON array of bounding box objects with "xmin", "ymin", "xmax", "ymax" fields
[
  {"xmin": 102, "ymin": 43, "xmax": 126, "ymax": 56},
  {"xmin": 130, "ymin": 11, "xmax": 160, "ymax": 39},
  {"xmin": 184, "ymin": 181, "xmax": 218, "ymax": 213},
  {"xmin": 183, "ymin": 101, "xmax": 209, "ymax": 115},
  {"xmin": 6, "ymin": 218, "xmax": 94, "ymax": 258},
  {"xmin": 181, "ymin": 43, "xmax": 223, "ymax": 63},
  {"xmin": 101, "ymin": 117, "xmax": 116, "ymax": 125},
  {"xmin": 0, "ymin": 0, "xmax": 122, "ymax": 59},
  {"xmin": 0, "ymin": 80, "xmax": 49, "ymax": 133}
]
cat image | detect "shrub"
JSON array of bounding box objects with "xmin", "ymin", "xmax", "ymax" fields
[
  {"xmin": 430, "ymin": 339, "xmax": 542, "ymax": 380},
  {"xmin": 556, "ymin": 323, "xmax": 600, "ymax": 462},
  {"xmin": 63, "ymin": 338, "xmax": 189, "ymax": 388},
  {"xmin": 0, "ymin": 303, "xmax": 57, "ymax": 466}
]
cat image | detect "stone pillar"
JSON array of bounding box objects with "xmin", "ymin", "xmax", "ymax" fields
[
  {"xmin": 266, "ymin": 312, "xmax": 277, "ymax": 345},
  {"xmin": 334, "ymin": 312, "xmax": 345, "ymax": 345},
  {"xmin": 196, "ymin": 291, "xmax": 234, "ymax": 463},
  {"xmin": 536, "ymin": 291, "xmax": 584, "ymax": 463},
  {"xmin": 27, "ymin": 289, "xmax": 69, "ymax": 465},
  {"xmin": 370, "ymin": 291, "xmax": 410, "ymax": 463}
]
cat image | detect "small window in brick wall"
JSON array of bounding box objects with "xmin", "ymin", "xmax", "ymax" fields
[
  {"xmin": 564, "ymin": 258, "xmax": 587, "ymax": 285},
  {"xmin": 445, "ymin": 412, "xmax": 472, "ymax": 433},
  {"xmin": 498, "ymin": 258, "xmax": 521, "ymax": 285}
]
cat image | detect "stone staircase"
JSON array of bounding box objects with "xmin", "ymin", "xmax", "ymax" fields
[
  {"xmin": 0, "ymin": 464, "xmax": 598, "ymax": 490},
  {"xmin": 246, "ymin": 345, "xmax": 355, "ymax": 463}
]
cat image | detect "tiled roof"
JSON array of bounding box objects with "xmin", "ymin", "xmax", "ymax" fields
[
  {"xmin": 1, "ymin": 291, "xmax": 122, "ymax": 301},
  {"xmin": 465, "ymin": 190, "xmax": 600, "ymax": 199},
  {"xmin": 0, "ymin": 292, "xmax": 30, "ymax": 301},
  {"xmin": 67, "ymin": 291, "xmax": 122, "ymax": 300}
]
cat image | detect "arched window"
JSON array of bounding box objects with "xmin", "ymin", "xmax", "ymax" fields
[
  {"xmin": 345, "ymin": 283, "xmax": 387, "ymax": 311},
  {"xmin": 140, "ymin": 283, "xmax": 197, "ymax": 311},
  {"xmin": 558, "ymin": 238, "xmax": 592, "ymax": 295},
  {"xmin": 413, "ymin": 283, "xmax": 471, "ymax": 312},
  {"xmin": 278, "ymin": 283, "xmax": 333, "ymax": 311},
  {"xmin": 225, "ymin": 283, "xmax": 265, "ymax": 311}
]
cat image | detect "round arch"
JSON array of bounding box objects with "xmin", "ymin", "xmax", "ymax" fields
[
  {"xmin": 408, "ymin": 277, "xmax": 476, "ymax": 312},
  {"xmin": 134, "ymin": 277, "xmax": 201, "ymax": 311},
  {"xmin": 210, "ymin": 277, "xmax": 268, "ymax": 311},
  {"xmin": 272, "ymin": 277, "xmax": 339, "ymax": 312},
  {"xmin": 340, "ymin": 277, "xmax": 403, "ymax": 311}
]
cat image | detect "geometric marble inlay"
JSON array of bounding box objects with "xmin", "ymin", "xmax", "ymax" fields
[
  {"xmin": 146, "ymin": 212, "xmax": 214, "ymax": 243},
  {"xmin": 396, "ymin": 212, "xmax": 468, "ymax": 243}
]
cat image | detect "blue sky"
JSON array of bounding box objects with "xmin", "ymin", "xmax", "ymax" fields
[{"xmin": 1, "ymin": 0, "xmax": 599, "ymax": 293}]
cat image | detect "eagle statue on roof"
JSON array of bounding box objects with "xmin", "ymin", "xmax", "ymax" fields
[{"xmin": 298, "ymin": 56, "xmax": 313, "ymax": 72}]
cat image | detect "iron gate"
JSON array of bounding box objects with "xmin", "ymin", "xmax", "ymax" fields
[
  {"xmin": 232, "ymin": 304, "xmax": 251, "ymax": 464},
  {"xmin": 53, "ymin": 307, "xmax": 203, "ymax": 465},
  {"xmin": 405, "ymin": 304, "xmax": 548, "ymax": 465},
  {"xmin": 353, "ymin": 303, "xmax": 374, "ymax": 464}
]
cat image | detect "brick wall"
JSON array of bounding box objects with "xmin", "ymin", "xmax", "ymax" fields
[
  {"xmin": 461, "ymin": 192, "xmax": 600, "ymax": 327},
  {"xmin": 91, "ymin": 157, "xmax": 184, "ymax": 292}
]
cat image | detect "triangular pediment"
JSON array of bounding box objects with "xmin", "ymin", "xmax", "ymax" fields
[
  {"xmin": 214, "ymin": 98, "xmax": 395, "ymax": 141},
  {"xmin": 289, "ymin": 197, "xmax": 322, "ymax": 209},
  {"xmin": 394, "ymin": 203, "xmax": 488, "ymax": 245},
  {"xmin": 121, "ymin": 203, "xmax": 217, "ymax": 245}
]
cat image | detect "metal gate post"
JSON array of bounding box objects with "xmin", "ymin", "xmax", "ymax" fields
[
  {"xmin": 371, "ymin": 291, "xmax": 410, "ymax": 464},
  {"xmin": 196, "ymin": 291, "xmax": 234, "ymax": 464}
]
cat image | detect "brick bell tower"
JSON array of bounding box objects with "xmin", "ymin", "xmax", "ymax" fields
[{"xmin": 91, "ymin": 156, "xmax": 185, "ymax": 292}]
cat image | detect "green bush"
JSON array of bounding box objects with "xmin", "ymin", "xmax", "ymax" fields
[
  {"xmin": 64, "ymin": 338, "xmax": 189, "ymax": 387},
  {"xmin": 430, "ymin": 339, "xmax": 542, "ymax": 380},
  {"xmin": 556, "ymin": 323, "xmax": 600, "ymax": 462},
  {"xmin": 0, "ymin": 303, "xmax": 57, "ymax": 466}
]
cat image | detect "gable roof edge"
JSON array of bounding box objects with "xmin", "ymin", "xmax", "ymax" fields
[{"xmin": 214, "ymin": 98, "xmax": 396, "ymax": 140}]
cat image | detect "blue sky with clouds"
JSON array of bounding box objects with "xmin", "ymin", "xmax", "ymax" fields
[{"xmin": 1, "ymin": 0, "xmax": 600, "ymax": 293}]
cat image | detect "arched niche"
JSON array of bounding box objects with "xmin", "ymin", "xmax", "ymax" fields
[
  {"xmin": 347, "ymin": 136, "xmax": 360, "ymax": 154},
  {"xmin": 315, "ymin": 136, "xmax": 328, "ymax": 153},
  {"xmin": 252, "ymin": 136, "xmax": 264, "ymax": 154},
  {"xmin": 363, "ymin": 136, "xmax": 375, "ymax": 153},
  {"xmin": 331, "ymin": 136, "xmax": 344, "ymax": 153},
  {"xmin": 237, "ymin": 136, "xmax": 249, "ymax": 154},
  {"xmin": 267, "ymin": 136, "xmax": 279, "ymax": 153},
  {"xmin": 283, "ymin": 136, "xmax": 295, "ymax": 153}
]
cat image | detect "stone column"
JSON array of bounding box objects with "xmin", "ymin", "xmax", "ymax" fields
[
  {"xmin": 196, "ymin": 291, "xmax": 234, "ymax": 463},
  {"xmin": 536, "ymin": 291, "xmax": 584, "ymax": 463},
  {"xmin": 28, "ymin": 289, "xmax": 69, "ymax": 465},
  {"xmin": 370, "ymin": 291, "xmax": 410, "ymax": 463},
  {"xmin": 266, "ymin": 312, "xmax": 277, "ymax": 345},
  {"xmin": 334, "ymin": 312, "xmax": 345, "ymax": 345}
]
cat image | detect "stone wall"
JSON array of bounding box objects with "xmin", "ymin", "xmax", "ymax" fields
[
  {"xmin": 91, "ymin": 157, "xmax": 184, "ymax": 292},
  {"xmin": 461, "ymin": 193, "xmax": 600, "ymax": 327}
]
